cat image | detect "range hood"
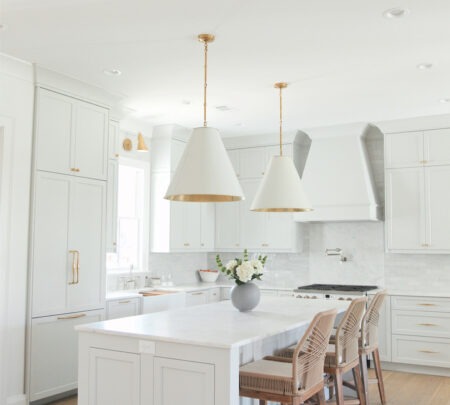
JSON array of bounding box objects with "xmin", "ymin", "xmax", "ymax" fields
[{"xmin": 295, "ymin": 123, "xmax": 382, "ymax": 222}]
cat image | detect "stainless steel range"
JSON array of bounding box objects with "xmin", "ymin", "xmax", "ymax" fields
[{"xmin": 294, "ymin": 284, "xmax": 378, "ymax": 300}]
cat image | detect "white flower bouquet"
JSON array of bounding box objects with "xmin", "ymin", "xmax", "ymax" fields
[{"xmin": 216, "ymin": 249, "xmax": 267, "ymax": 286}]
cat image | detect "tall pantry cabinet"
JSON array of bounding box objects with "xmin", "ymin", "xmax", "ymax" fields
[{"xmin": 27, "ymin": 88, "xmax": 108, "ymax": 402}]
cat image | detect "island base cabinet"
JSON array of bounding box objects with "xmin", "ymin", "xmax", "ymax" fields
[
  {"xmin": 88, "ymin": 349, "xmax": 140, "ymax": 405},
  {"xmin": 154, "ymin": 357, "xmax": 214, "ymax": 405},
  {"xmin": 29, "ymin": 310, "xmax": 103, "ymax": 402}
]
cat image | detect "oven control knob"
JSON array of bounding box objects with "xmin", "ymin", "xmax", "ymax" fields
[
  {"xmin": 311, "ymin": 296, "xmax": 317, "ymax": 299},
  {"xmin": 338, "ymin": 297, "xmax": 345, "ymax": 300},
  {"xmin": 296, "ymin": 295, "xmax": 302, "ymax": 299},
  {"xmin": 305, "ymin": 295, "xmax": 310, "ymax": 299},
  {"xmin": 346, "ymin": 298, "xmax": 353, "ymax": 301}
]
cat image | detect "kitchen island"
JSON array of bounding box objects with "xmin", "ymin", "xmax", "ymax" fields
[{"xmin": 77, "ymin": 297, "xmax": 349, "ymax": 405}]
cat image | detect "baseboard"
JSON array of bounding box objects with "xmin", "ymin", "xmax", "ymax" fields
[
  {"xmin": 7, "ymin": 394, "xmax": 27, "ymax": 405},
  {"xmin": 381, "ymin": 361, "xmax": 450, "ymax": 377}
]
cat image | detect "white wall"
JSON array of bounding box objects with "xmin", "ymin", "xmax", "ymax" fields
[{"xmin": 0, "ymin": 54, "xmax": 34, "ymax": 405}]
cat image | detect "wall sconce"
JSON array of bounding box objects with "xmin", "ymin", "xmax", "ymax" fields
[
  {"xmin": 137, "ymin": 133, "xmax": 149, "ymax": 152},
  {"xmin": 325, "ymin": 248, "xmax": 348, "ymax": 263},
  {"xmin": 122, "ymin": 133, "xmax": 149, "ymax": 152}
]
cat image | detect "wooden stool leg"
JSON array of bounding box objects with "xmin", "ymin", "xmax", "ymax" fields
[
  {"xmin": 353, "ymin": 364, "xmax": 366, "ymax": 405},
  {"xmin": 317, "ymin": 389, "xmax": 326, "ymax": 405},
  {"xmin": 373, "ymin": 348, "xmax": 387, "ymax": 405},
  {"xmin": 335, "ymin": 371, "xmax": 345, "ymax": 405},
  {"xmin": 360, "ymin": 353, "xmax": 370, "ymax": 405}
]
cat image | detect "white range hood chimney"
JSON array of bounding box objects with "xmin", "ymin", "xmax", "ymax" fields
[{"xmin": 295, "ymin": 123, "xmax": 382, "ymax": 222}]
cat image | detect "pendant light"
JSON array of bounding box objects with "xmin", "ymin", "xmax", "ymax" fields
[
  {"xmin": 251, "ymin": 83, "xmax": 312, "ymax": 212},
  {"xmin": 164, "ymin": 34, "xmax": 244, "ymax": 202}
]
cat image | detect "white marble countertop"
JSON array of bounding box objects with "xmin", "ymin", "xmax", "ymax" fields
[
  {"xmin": 105, "ymin": 283, "xmax": 293, "ymax": 301},
  {"xmin": 78, "ymin": 297, "xmax": 349, "ymax": 349}
]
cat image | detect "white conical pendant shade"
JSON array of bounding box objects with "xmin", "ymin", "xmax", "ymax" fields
[
  {"xmin": 251, "ymin": 155, "xmax": 312, "ymax": 212},
  {"xmin": 165, "ymin": 126, "xmax": 244, "ymax": 202}
]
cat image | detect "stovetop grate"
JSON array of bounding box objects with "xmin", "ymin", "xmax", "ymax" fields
[{"xmin": 296, "ymin": 284, "xmax": 378, "ymax": 293}]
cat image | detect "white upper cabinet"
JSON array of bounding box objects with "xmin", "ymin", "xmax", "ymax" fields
[
  {"xmin": 108, "ymin": 120, "xmax": 120, "ymax": 160},
  {"xmin": 240, "ymin": 179, "xmax": 266, "ymax": 249},
  {"xmin": 214, "ymin": 145, "xmax": 301, "ymax": 252},
  {"xmin": 386, "ymin": 168, "xmax": 425, "ymax": 252},
  {"xmin": 424, "ymin": 128, "xmax": 450, "ymax": 166},
  {"xmin": 385, "ymin": 127, "xmax": 450, "ymax": 253},
  {"xmin": 385, "ymin": 131, "xmax": 423, "ymax": 169},
  {"xmin": 425, "ymin": 166, "xmax": 450, "ymax": 251},
  {"xmin": 150, "ymin": 135, "xmax": 215, "ymax": 252},
  {"xmin": 106, "ymin": 160, "xmax": 118, "ymax": 252},
  {"xmin": 215, "ymin": 200, "xmax": 240, "ymax": 249},
  {"xmin": 35, "ymin": 90, "xmax": 73, "ymax": 175},
  {"xmin": 31, "ymin": 172, "xmax": 105, "ymax": 317},
  {"xmin": 35, "ymin": 88, "xmax": 108, "ymax": 180},
  {"xmin": 239, "ymin": 147, "xmax": 266, "ymax": 178}
]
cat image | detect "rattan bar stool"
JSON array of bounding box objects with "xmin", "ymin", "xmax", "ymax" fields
[
  {"xmin": 357, "ymin": 291, "xmax": 387, "ymax": 405},
  {"xmin": 279, "ymin": 297, "xmax": 368, "ymax": 405},
  {"xmin": 239, "ymin": 308, "xmax": 338, "ymax": 405}
]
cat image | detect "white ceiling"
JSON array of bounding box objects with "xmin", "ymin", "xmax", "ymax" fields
[{"xmin": 2, "ymin": 0, "xmax": 450, "ymax": 136}]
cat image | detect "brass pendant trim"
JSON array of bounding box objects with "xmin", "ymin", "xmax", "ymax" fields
[{"xmin": 165, "ymin": 194, "xmax": 242, "ymax": 202}]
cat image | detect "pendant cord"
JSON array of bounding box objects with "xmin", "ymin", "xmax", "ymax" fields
[
  {"xmin": 203, "ymin": 41, "xmax": 208, "ymax": 127},
  {"xmin": 279, "ymin": 86, "xmax": 283, "ymax": 156}
]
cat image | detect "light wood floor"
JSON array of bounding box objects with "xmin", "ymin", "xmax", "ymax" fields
[{"xmin": 49, "ymin": 370, "xmax": 450, "ymax": 405}]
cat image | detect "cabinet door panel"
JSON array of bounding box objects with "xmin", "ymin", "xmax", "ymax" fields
[
  {"xmin": 425, "ymin": 166, "xmax": 450, "ymax": 250},
  {"xmin": 154, "ymin": 357, "xmax": 214, "ymax": 405},
  {"xmin": 200, "ymin": 203, "xmax": 215, "ymax": 250},
  {"xmin": 106, "ymin": 160, "xmax": 118, "ymax": 252},
  {"xmin": 67, "ymin": 178, "xmax": 105, "ymax": 312},
  {"xmin": 35, "ymin": 89, "xmax": 73, "ymax": 174},
  {"xmin": 240, "ymin": 180, "xmax": 266, "ymax": 249},
  {"xmin": 215, "ymin": 200, "xmax": 240, "ymax": 249},
  {"xmin": 29, "ymin": 310, "xmax": 103, "ymax": 402},
  {"xmin": 228, "ymin": 149, "xmax": 240, "ymax": 177},
  {"xmin": 170, "ymin": 201, "xmax": 201, "ymax": 250},
  {"xmin": 186, "ymin": 291, "xmax": 208, "ymax": 306},
  {"xmin": 73, "ymin": 102, "xmax": 108, "ymax": 180},
  {"xmin": 385, "ymin": 132, "xmax": 423, "ymax": 168},
  {"xmin": 386, "ymin": 168, "xmax": 425, "ymax": 251},
  {"xmin": 239, "ymin": 147, "xmax": 266, "ymax": 178},
  {"xmin": 32, "ymin": 172, "xmax": 71, "ymax": 317},
  {"xmin": 89, "ymin": 348, "xmax": 140, "ymax": 405},
  {"xmin": 108, "ymin": 121, "xmax": 120, "ymax": 160},
  {"xmin": 266, "ymin": 212, "xmax": 293, "ymax": 249},
  {"xmin": 424, "ymin": 128, "xmax": 450, "ymax": 166}
]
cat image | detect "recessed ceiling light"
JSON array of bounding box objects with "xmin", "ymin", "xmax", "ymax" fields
[
  {"xmin": 103, "ymin": 69, "xmax": 122, "ymax": 76},
  {"xmin": 215, "ymin": 105, "xmax": 232, "ymax": 111},
  {"xmin": 439, "ymin": 98, "xmax": 450, "ymax": 104},
  {"xmin": 383, "ymin": 7, "xmax": 409, "ymax": 19},
  {"xmin": 417, "ymin": 63, "xmax": 433, "ymax": 70}
]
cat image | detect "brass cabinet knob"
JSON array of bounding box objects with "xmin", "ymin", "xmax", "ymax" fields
[
  {"xmin": 200, "ymin": 243, "xmax": 204, "ymax": 247},
  {"xmin": 184, "ymin": 243, "xmax": 190, "ymax": 247},
  {"xmin": 235, "ymin": 243, "xmax": 240, "ymax": 247},
  {"xmin": 261, "ymin": 243, "xmax": 269, "ymax": 247},
  {"xmin": 115, "ymin": 154, "xmax": 119, "ymax": 158}
]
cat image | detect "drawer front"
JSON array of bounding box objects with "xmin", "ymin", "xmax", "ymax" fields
[
  {"xmin": 391, "ymin": 296, "xmax": 450, "ymax": 313},
  {"xmin": 106, "ymin": 298, "xmax": 141, "ymax": 320},
  {"xmin": 392, "ymin": 310, "xmax": 450, "ymax": 339},
  {"xmin": 208, "ymin": 288, "xmax": 221, "ymax": 303},
  {"xmin": 392, "ymin": 335, "xmax": 450, "ymax": 368}
]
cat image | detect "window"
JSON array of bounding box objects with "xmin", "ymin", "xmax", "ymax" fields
[{"xmin": 107, "ymin": 159, "xmax": 149, "ymax": 272}]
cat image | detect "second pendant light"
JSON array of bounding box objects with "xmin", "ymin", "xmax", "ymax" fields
[{"xmin": 251, "ymin": 83, "xmax": 312, "ymax": 212}]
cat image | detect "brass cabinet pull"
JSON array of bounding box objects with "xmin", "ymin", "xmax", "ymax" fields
[
  {"xmin": 118, "ymin": 300, "xmax": 131, "ymax": 304},
  {"xmin": 235, "ymin": 243, "xmax": 240, "ymax": 247},
  {"xmin": 192, "ymin": 292, "xmax": 204, "ymax": 296},
  {"xmin": 418, "ymin": 303, "xmax": 437, "ymax": 307},
  {"xmin": 184, "ymin": 243, "xmax": 190, "ymax": 247},
  {"xmin": 70, "ymin": 168, "xmax": 80, "ymax": 172},
  {"xmin": 418, "ymin": 350, "xmax": 439, "ymax": 354},
  {"xmin": 113, "ymin": 242, "xmax": 117, "ymax": 246},
  {"xmin": 261, "ymin": 172, "xmax": 264, "ymax": 175},
  {"xmin": 418, "ymin": 323, "xmax": 438, "ymax": 327},
  {"xmin": 69, "ymin": 250, "xmax": 80, "ymax": 284},
  {"xmin": 57, "ymin": 313, "xmax": 86, "ymax": 320},
  {"xmin": 115, "ymin": 154, "xmax": 119, "ymax": 158},
  {"xmin": 200, "ymin": 243, "xmax": 204, "ymax": 247},
  {"xmin": 261, "ymin": 243, "xmax": 269, "ymax": 247},
  {"xmin": 213, "ymin": 293, "xmax": 217, "ymax": 296}
]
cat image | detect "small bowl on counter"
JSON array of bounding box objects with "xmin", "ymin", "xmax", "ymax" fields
[{"xmin": 199, "ymin": 269, "xmax": 219, "ymax": 283}]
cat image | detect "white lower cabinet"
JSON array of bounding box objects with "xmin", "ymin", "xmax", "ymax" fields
[
  {"xmin": 208, "ymin": 288, "xmax": 221, "ymax": 303},
  {"xmin": 88, "ymin": 348, "xmax": 140, "ymax": 405},
  {"xmin": 186, "ymin": 291, "xmax": 209, "ymax": 306},
  {"xmin": 106, "ymin": 159, "xmax": 118, "ymax": 252},
  {"xmin": 142, "ymin": 293, "xmax": 186, "ymax": 314},
  {"xmin": 29, "ymin": 309, "xmax": 104, "ymax": 402},
  {"xmin": 106, "ymin": 298, "xmax": 141, "ymax": 320},
  {"xmin": 154, "ymin": 357, "xmax": 214, "ymax": 405}
]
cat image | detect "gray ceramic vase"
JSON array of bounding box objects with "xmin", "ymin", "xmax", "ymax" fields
[{"xmin": 230, "ymin": 281, "xmax": 260, "ymax": 312}]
